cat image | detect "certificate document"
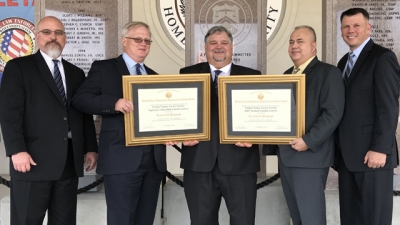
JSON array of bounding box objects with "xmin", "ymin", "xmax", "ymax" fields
[
  {"xmin": 138, "ymin": 88, "xmax": 198, "ymax": 132},
  {"xmin": 231, "ymin": 89, "xmax": 291, "ymax": 132}
]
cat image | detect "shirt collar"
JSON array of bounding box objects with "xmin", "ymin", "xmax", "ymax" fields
[
  {"xmin": 209, "ymin": 62, "xmax": 232, "ymax": 75},
  {"xmin": 351, "ymin": 37, "xmax": 370, "ymax": 58},
  {"xmin": 40, "ymin": 50, "xmax": 62, "ymax": 64},
  {"xmin": 122, "ymin": 52, "xmax": 143, "ymax": 68},
  {"xmin": 293, "ymin": 55, "xmax": 316, "ymax": 74}
]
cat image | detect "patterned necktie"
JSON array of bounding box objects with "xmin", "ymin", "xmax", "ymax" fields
[
  {"xmin": 344, "ymin": 52, "xmax": 355, "ymax": 82},
  {"xmin": 135, "ymin": 63, "xmax": 142, "ymax": 75},
  {"xmin": 292, "ymin": 67, "xmax": 300, "ymax": 74},
  {"xmin": 214, "ymin": 70, "xmax": 222, "ymax": 96},
  {"xmin": 52, "ymin": 59, "xmax": 67, "ymax": 108}
]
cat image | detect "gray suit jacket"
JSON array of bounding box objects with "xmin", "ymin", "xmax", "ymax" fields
[{"xmin": 264, "ymin": 57, "xmax": 345, "ymax": 168}]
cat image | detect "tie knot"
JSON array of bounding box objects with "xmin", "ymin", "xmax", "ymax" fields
[
  {"xmin": 52, "ymin": 59, "xmax": 59, "ymax": 65},
  {"xmin": 292, "ymin": 67, "xmax": 300, "ymax": 74},
  {"xmin": 349, "ymin": 52, "xmax": 355, "ymax": 59},
  {"xmin": 135, "ymin": 63, "xmax": 142, "ymax": 75},
  {"xmin": 214, "ymin": 70, "xmax": 222, "ymax": 76}
]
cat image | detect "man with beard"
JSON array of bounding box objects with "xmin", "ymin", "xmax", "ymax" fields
[
  {"xmin": 0, "ymin": 16, "xmax": 98, "ymax": 225},
  {"xmin": 172, "ymin": 26, "xmax": 261, "ymax": 224}
]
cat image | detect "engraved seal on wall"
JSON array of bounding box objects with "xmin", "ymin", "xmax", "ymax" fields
[{"xmin": 198, "ymin": 0, "xmax": 254, "ymax": 45}]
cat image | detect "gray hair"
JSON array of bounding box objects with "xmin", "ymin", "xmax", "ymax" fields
[
  {"xmin": 294, "ymin": 25, "xmax": 316, "ymax": 42},
  {"xmin": 121, "ymin": 21, "xmax": 151, "ymax": 37},
  {"xmin": 204, "ymin": 26, "xmax": 233, "ymax": 43}
]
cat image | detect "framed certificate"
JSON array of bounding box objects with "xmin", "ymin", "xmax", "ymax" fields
[
  {"xmin": 218, "ymin": 75, "xmax": 305, "ymax": 144},
  {"xmin": 122, "ymin": 74, "xmax": 210, "ymax": 146}
]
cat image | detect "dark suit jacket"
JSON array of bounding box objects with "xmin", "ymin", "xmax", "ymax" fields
[
  {"xmin": 0, "ymin": 51, "xmax": 97, "ymax": 181},
  {"xmin": 179, "ymin": 62, "xmax": 260, "ymax": 175},
  {"xmin": 337, "ymin": 39, "xmax": 400, "ymax": 172},
  {"xmin": 71, "ymin": 55, "xmax": 166, "ymax": 175},
  {"xmin": 264, "ymin": 57, "xmax": 345, "ymax": 168}
]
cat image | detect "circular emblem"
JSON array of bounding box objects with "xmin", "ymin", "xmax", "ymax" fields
[
  {"xmin": 157, "ymin": 0, "xmax": 285, "ymax": 49},
  {"xmin": 198, "ymin": 0, "xmax": 254, "ymax": 45},
  {"xmin": 257, "ymin": 93, "xmax": 264, "ymax": 100},
  {"xmin": 0, "ymin": 17, "xmax": 35, "ymax": 70},
  {"xmin": 165, "ymin": 92, "xmax": 172, "ymax": 98},
  {"xmin": 157, "ymin": 0, "xmax": 186, "ymax": 50}
]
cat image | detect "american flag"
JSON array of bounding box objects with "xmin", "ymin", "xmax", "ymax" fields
[{"xmin": 1, "ymin": 29, "xmax": 30, "ymax": 59}]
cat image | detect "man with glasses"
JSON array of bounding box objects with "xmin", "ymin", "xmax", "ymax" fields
[
  {"xmin": 0, "ymin": 16, "xmax": 98, "ymax": 225},
  {"xmin": 72, "ymin": 21, "xmax": 166, "ymax": 225}
]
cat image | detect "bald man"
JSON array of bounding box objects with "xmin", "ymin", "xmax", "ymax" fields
[{"xmin": 0, "ymin": 16, "xmax": 97, "ymax": 225}]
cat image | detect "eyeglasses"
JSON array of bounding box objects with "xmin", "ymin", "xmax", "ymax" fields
[
  {"xmin": 124, "ymin": 37, "xmax": 153, "ymax": 45},
  {"xmin": 39, "ymin": 29, "xmax": 65, "ymax": 36}
]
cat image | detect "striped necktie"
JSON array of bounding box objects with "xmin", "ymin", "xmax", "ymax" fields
[
  {"xmin": 292, "ymin": 67, "xmax": 300, "ymax": 74},
  {"xmin": 344, "ymin": 52, "xmax": 355, "ymax": 82},
  {"xmin": 214, "ymin": 70, "xmax": 222, "ymax": 96},
  {"xmin": 52, "ymin": 59, "xmax": 67, "ymax": 108},
  {"xmin": 135, "ymin": 63, "xmax": 142, "ymax": 75}
]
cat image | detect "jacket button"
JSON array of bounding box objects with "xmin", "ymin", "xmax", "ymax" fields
[
  {"xmin": 64, "ymin": 137, "xmax": 67, "ymax": 141},
  {"xmin": 63, "ymin": 117, "xmax": 67, "ymax": 120}
]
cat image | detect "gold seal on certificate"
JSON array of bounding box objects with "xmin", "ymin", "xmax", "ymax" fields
[
  {"xmin": 122, "ymin": 74, "xmax": 211, "ymax": 146},
  {"xmin": 218, "ymin": 75, "xmax": 306, "ymax": 144}
]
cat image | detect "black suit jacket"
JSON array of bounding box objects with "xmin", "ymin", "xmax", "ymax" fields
[
  {"xmin": 337, "ymin": 39, "xmax": 400, "ymax": 172},
  {"xmin": 179, "ymin": 62, "xmax": 260, "ymax": 175},
  {"xmin": 264, "ymin": 57, "xmax": 345, "ymax": 168},
  {"xmin": 0, "ymin": 51, "xmax": 97, "ymax": 181},
  {"xmin": 71, "ymin": 55, "xmax": 166, "ymax": 175}
]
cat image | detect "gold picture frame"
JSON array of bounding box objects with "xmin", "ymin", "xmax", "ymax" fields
[
  {"xmin": 122, "ymin": 74, "xmax": 211, "ymax": 146},
  {"xmin": 218, "ymin": 74, "xmax": 306, "ymax": 144}
]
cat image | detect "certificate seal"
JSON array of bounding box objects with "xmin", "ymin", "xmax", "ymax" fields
[{"xmin": 0, "ymin": 17, "xmax": 35, "ymax": 69}]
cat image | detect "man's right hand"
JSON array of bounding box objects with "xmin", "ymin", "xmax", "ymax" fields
[
  {"xmin": 182, "ymin": 140, "xmax": 199, "ymax": 146},
  {"xmin": 115, "ymin": 98, "xmax": 134, "ymax": 114},
  {"xmin": 11, "ymin": 152, "xmax": 37, "ymax": 173}
]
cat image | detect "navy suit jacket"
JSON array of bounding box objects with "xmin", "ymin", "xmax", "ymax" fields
[
  {"xmin": 337, "ymin": 39, "xmax": 400, "ymax": 172},
  {"xmin": 179, "ymin": 62, "xmax": 261, "ymax": 175},
  {"xmin": 0, "ymin": 51, "xmax": 97, "ymax": 180},
  {"xmin": 72, "ymin": 55, "xmax": 166, "ymax": 175},
  {"xmin": 263, "ymin": 57, "xmax": 345, "ymax": 168}
]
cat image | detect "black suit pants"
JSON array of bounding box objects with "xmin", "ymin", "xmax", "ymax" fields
[
  {"xmin": 10, "ymin": 140, "xmax": 78, "ymax": 225},
  {"xmin": 103, "ymin": 146, "xmax": 164, "ymax": 225},
  {"xmin": 183, "ymin": 163, "xmax": 257, "ymax": 225},
  {"xmin": 338, "ymin": 153, "xmax": 393, "ymax": 225}
]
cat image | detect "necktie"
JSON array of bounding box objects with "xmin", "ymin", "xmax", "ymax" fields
[
  {"xmin": 135, "ymin": 63, "xmax": 142, "ymax": 75},
  {"xmin": 344, "ymin": 52, "xmax": 355, "ymax": 82},
  {"xmin": 292, "ymin": 67, "xmax": 300, "ymax": 74},
  {"xmin": 52, "ymin": 59, "xmax": 67, "ymax": 108},
  {"xmin": 214, "ymin": 70, "xmax": 222, "ymax": 96}
]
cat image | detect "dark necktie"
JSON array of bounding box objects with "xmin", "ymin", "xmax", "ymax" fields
[
  {"xmin": 292, "ymin": 67, "xmax": 300, "ymax": 74},
  {"xmin": 344, "ymin": 52, "xmax": 355, "ymax": 83},
  {"xmin": 135, "ymin": 63, "xmax": 142, "ymax": 75},
  {"xmin": 214, "ymin": 70, "xmax": 222, "ymax": 96},
  {"xmin": 52, "ymin": 59, "xmax": 67, "ymax": 108}
]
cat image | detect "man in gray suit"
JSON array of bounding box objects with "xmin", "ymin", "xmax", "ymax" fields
[{"xmin": 264, "ymin": 26, "xmax": 345, "ymax": 225}]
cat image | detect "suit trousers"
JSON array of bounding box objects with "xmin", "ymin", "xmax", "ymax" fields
[
  {"xmin": 183, "ymin": 163, "xmax": 257, "ymax": 225},
  {"xmin": 103, "ymin": 146, "xmax": 164, "ymax": 225},
  {"xmin": 338, "ymin": 153, "xmax": 393, "ymax": 225},
  {"xmin": 10, "ymin": 140, "xmax": 78, "ymax": 225},
  {"xmin": 279, "ymin": 158, "xmax": 329, "ymax": 225}
]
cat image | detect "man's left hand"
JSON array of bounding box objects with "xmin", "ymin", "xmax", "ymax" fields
[
  {"xmin": 364, "ymin": 150, "xmax": 386, "ymax": 169},
  {"xmin": 84, "ymin": 152, "xmax": 98, "ymax": 172},
  {"xmin": 289, "ymin": 138, "xmax": 308, "ymax": 151}
]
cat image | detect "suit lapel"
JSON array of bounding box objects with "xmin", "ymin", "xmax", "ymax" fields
[
  {"xmin": 63, "ymin": 60, "xmax": 74, "ymax": 107},
  {"xmin": 34, "ymin": 52, "xmax": 65, "ymax": 106},
  {"xmin": 115, "ymin": 55, "xmax": 130, "ymax": 76},
  {"xmin": 346, "ymin": 39, "xmax": 373, "ymax": 87}
]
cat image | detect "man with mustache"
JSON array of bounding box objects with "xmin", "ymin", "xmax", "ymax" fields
[
  {"xmin": 177, "ymin": 26, "xmax": 261, "ymax": 225},
  {"xmin": 0, "ymin": 16, "xmax": 98, "ymax": 225}
]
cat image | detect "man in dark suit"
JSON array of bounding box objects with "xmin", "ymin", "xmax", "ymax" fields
[
  {"xmin": 337, "ymin": 8, "xmax": 400, "ymax": 225},
  {"xmin": 71, "ymin": 21, "xmax": 166, "ymax": 225},
  {"xmin": 263, "ymin": 26, "xmax": 345, "ymax": 225},
  {"xmin": 178, "ymin": 26, "xmax": 261, "ymax": 225},
  {"xmin": 0, "ymin": 16, "xmax": 98, "ymax": 225}
]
